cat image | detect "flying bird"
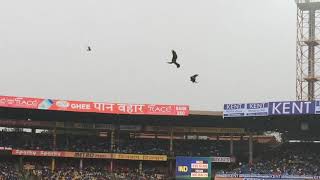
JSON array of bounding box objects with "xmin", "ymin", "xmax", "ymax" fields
[
  {"xmin": 190, "ymin": 74, "xmax": 199, "ymax": 83},
  {"xmin": 87, "ymin": 46, "xmax": 92, "ymax": 52},
  {"xmin": 167, "ymin": 50, "xmax": 180, "ymax": 68}
]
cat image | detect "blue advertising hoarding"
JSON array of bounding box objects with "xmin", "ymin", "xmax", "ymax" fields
[
  {"xmin": 315, "ymin": 101, "xmax": 320, "ymax": 114},
  {"xmin": 223, "ymin": 104, "xmax": 246, "ymax": 117},
  {"xmin": 223, "ymin": 100, "xmax": 320, "ymax": 118},
  {"xmin": 246, "ymin": 103, "xmax": 269, "ymax": 116},
  {"xmin": 268, "ymin": 101, "xmax": 314, "ymax": 115},
  {"xmin": 176, "ymin": 156, "xmax": 212, "ymax": 180}
]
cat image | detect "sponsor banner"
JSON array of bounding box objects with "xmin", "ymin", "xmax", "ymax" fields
[
  {"xmin": 0, "ymin": 120, "xmax": 117, "ymax": 130},
  {"xmin": 206, "ymin": 128, "xmax": 244, "ymax": 134},
  {"xmin": 112, "ymin": 153, "xmax": 167, "ymax": 161},
  {"xmin": 268, "ymin": 101, "xmax": 314, "ymax": 116},
  {"xmin": 176, "ymin": 156, "xmax": 211, "ymax": 180},
  {"xmin": 142, "ymin": 155, "xmax": 168, "ymax": 161},
  {"xmin": 95, "ymin": 124, "xmax": 114, "ymax": 130},
  {"xmin": 224, "ymin": 103, "xmax": 268, "ymax": 118},
  {"xmin": 212, "ymin": 157, "xmax": 235, "ymax": 163},
  {"xmin": 223, "ymin": 104, "xmax": 246, "ymax": 118},
  {"xmin": 224, "ymin": 101, "xmax": 319, "ymax": 118},
  {"xmin": 246, "ymin": 103, "xmax": 268, "ymax": 116},
  {"xmin": 0, "ymin": 147, "xmax": 12, "ymax": 151},
  {"xmin": 12, "ymin": 149, "xmax": 65, "ymax": 157},
  {"xmin": 215, "ymin": 178, "xmax": 243, "ymax": 180},
  {"xmin": 314, "ymin": 101, "xmax": 320, "ymax": 114},
  {"xmin": 0, "ymin": 119, "xmax": 53, "ymax": 127},
  {"xmin": 0, "ymin": 95, "xmax": 189, "ymax": 116},
  {"xmin": 112, "ymin": 154, "xmax": 144, "ymax": 160},
  {"xmin": 11, "ymin": 149, "xmax": 167, "ymax": 161},
  {"xmin": 71, "ymin": 152, "xmax": 112, "ymax": 159},
  {"xmin": 119, "ymin": 125, "xmax": 142, "ymax": 131},
  {"xmin": 216, "ymin": 174, "xmax": 320, "ymax": 179}
]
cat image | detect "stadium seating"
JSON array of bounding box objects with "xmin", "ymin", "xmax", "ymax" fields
[
  {"xmin": 0, "ymin": 131, "xmax": 230, "ymax": 156},
  {"xmin": 218, "ymin": 142, "xmax": 320, "ymax": 176},
  {"xmin": 0, "ymin": 159, "xmax": 168, "ymax": 180}
]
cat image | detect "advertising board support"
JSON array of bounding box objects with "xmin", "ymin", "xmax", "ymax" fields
[
  {"xmin": 19, "ymin": 157, "xmax": 23, "ymax": 171},
  {"xmin": 52, "ymin": 128, "xmax": 57, "ymax": 172},
  {"xmin": 230, "ymin": 135, "xmax": 234, "ymax": 156},
  {"xmin": 169, "ymin": 160, "xmax": 173, "ymax": 177},
  {"xmin": 79, "ymin": 159, "xmax": 83, "ymax": 170},
  {"xmin": 53, "ymin": 128, "xmax": 57, "ymax": 151},
  {"xmin": 170, "ymin": 128, "xmax": 173, "ymax": 153},
  {"xmin": 249, "ymin": 133, "xmax": 253, "ymax": 165},
  {"xmin": 110, "ymin": 130, "xmax": 115, "ymax": 152},
  {"xmin": 110, "ymin": 160, "xmax": 113, "ymax": 173},
  {"xmin": 169, "ymin": 128, "xmax": 174, "ymax": 177},
  {"xmin": 51, "ymin": 158, "xmax": 55, "ymax": 172},
  {"xmin": 139, "ymin": 161, "xmax": 143, "ymax": 175}
]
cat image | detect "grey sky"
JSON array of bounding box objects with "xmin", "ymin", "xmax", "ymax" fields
[{"xmin": 0, "ymin": 0, "xmax": 296, "ymax": 111}]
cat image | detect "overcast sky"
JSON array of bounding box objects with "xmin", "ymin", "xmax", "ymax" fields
[{"xmin": 0, "ymin": 0, "xmax": 297, "ymax": 111}]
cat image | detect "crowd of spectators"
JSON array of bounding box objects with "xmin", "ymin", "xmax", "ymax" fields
[
  {"xmin": 219, "ymin": 143, "xmax": 320, "ymax": 176},
  {"xmin": 0, "ymin": 131, "xmax": 231, "ymax": 157},
  {"xmin": 32, "ymin": 167, "xmax": 166, "ymax": 180},
  {"xmin": 116, "ymin": 138, "xmax": 168, "ymax": 155},
  {"xmin": 0, "ymin": 162, "xmax": 22, "ymax": 180},
  {"xmin": 173, "ymin": 139, "xmax": 229, "ymax": 157},
  {"xmin": 0, "ymin": 131, "xmax": 110, "ymax": 152},
  {"xmin": 3, "ymin": 131, "xmax": 320, "ymax": 177},
  {"xmin": 0, "ymin": 161, "xmax": 168, "ymax": 180}
]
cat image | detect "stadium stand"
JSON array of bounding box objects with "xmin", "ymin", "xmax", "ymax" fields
[
  {"xmin": 218, "ymin": 142, "xmax": 320, "ymax": 176},
  {"xmin": 1, "ymin": 96, "xmax": 320, "ymax": 179}
]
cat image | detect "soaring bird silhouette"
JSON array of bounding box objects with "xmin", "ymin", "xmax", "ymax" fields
[
  {"xmin": 87, "ymin": 46, "xmax": 92, "ymax": 52},
  {"xmin": 190, "ymin": 74, "xmax": 199, "ymax": 83},
  {"xmin": 167, "ymin": 50, "xmax": 180, "ymax": 68}
]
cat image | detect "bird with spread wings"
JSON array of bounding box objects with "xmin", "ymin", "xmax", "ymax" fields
[{"xmin": 167, "ymin": 50, "xmax": 180, "ymax": 68}]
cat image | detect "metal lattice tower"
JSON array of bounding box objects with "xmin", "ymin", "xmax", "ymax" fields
[{"xmin": 296, "ymin": 0, "xmax": 320, "ymax": 101}]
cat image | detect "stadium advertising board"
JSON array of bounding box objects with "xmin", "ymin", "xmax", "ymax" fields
[
  {"xmin": 224, "ymin": 101, "xmax": 320, "ymax": 117},
  {"xmin": 176, "ymin": 156, "xmax": 211, "ymax": 180},
  {"xmin": 0, "ymin": 95, "xmax": 189, "ymax": 116},
  {"xmin": 112, "ymin": 153, "xmax": 167, "ymax": 161},
  {"xmin": 0, "ymin": 147, "xmax": 12, "ymax": 151},
  {"xmin": 215, "ymin": 174, "xmax": 320, "ymax": 180},
  {"xmin": 212, "ymin": 157, "xmax": 235, "ymax": 163},
  {"xmin": 12, "ymin": 150, "xmax": 66, "ymax": 157},
  {"xmin": 215, "ymin": 178, "xmax": 242, "ymax": 180},
  {"xmin": 315, "ymin": 101, "xmax": 320, "ymax": 114},
  {"xmin": 11, "ymin": 149, "xmax": 167, "ymax": 161},
  {"xmin": 223, "ymin": 103, "xmax": 246, "ymax": 118},
  {"xmin": 269, "ymin": 101, "xmax": 314, "ymax": 115}
]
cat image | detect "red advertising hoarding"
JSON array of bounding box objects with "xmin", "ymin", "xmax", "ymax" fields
[
  {"xmin": 0, "ymin": 95, "xmax": 189, "ymax": 116},
  {"xmin": 12, "ymin": 149, "xmax": 66, "ymax": 157}
]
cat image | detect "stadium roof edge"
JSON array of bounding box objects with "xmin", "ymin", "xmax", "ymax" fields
[{"xmin": 190, "ymin": 110, "xmax": 223, "ymax": 116}]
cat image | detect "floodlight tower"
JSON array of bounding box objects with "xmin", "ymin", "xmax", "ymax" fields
[{"xmin": 296, "ymin": 0, "xmax": 320, "ymax": 101}]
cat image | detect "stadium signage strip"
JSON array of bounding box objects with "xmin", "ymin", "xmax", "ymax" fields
[
  {"xmin": 11, "ymin": 149, "xmax": 168, "ymax": 161},
  {"xmin": 0, "ymin": 95, "xmax": 189, "ymax": 116},
  {"xmin": 224, "ymin": 101, "xmax": 320, "ymax": 117},
  {"xmin": 216, "ymin": 174, "xmax": 320, "ymax": 180},
  {"xmin": 212, "ymin": 157, "xmax": 235, "ymax": 163}
]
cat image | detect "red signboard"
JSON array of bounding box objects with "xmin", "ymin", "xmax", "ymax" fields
[
  {"xmin": 12, "ymin": 149, "xmax": 65, "ymax": 157},
  {"xmin": 0, "ymin": 95, "xmax": 189, "ymax": 116}
]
